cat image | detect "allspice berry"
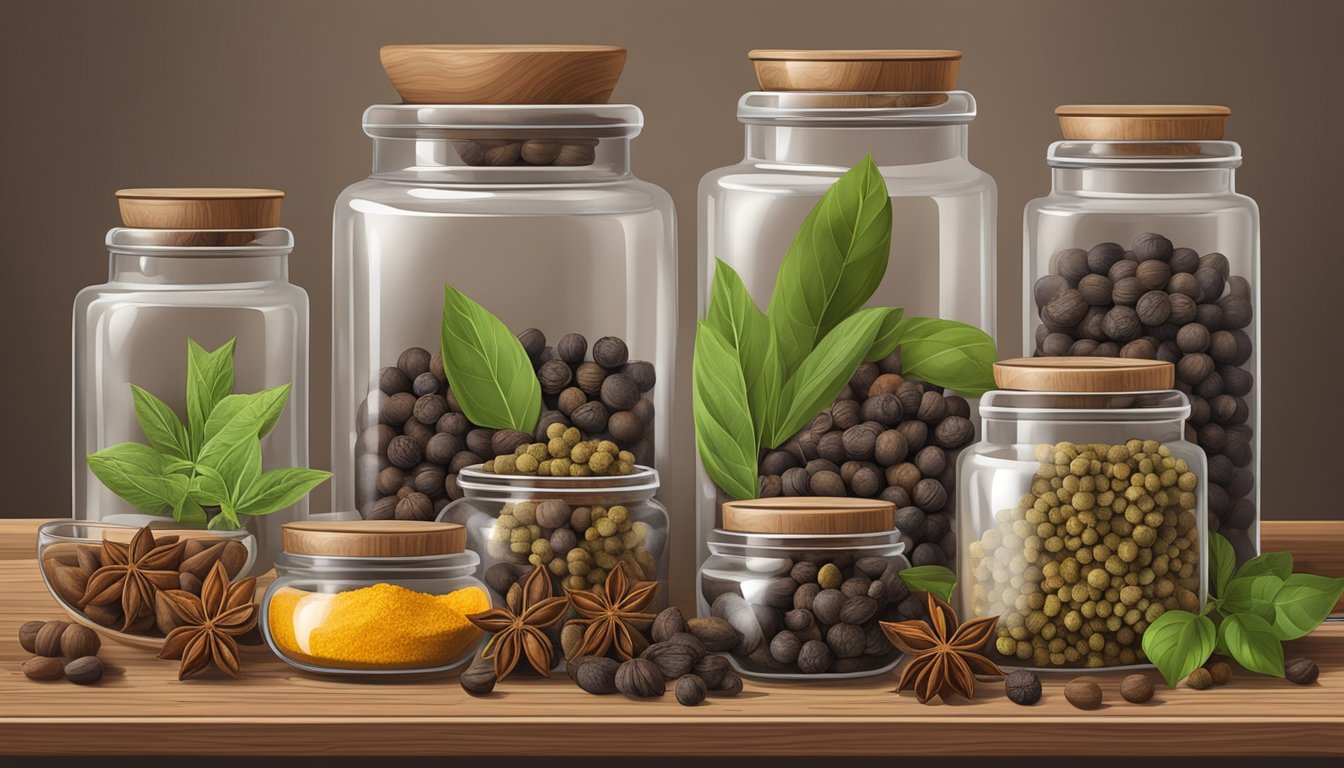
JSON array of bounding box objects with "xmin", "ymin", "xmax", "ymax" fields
[
  {"xmin": 1207, "ymin": 661, "xmax": 1232, "ymax": 685},
  {"xmin": 1120, "ymin": 674, "xmax": 1155, "ymax": 703},
  {"xmin": 1286, "ymin": 657, "xmax": 1319, "ymax": 686},
  {"xmin": 1004, "ymin": 669, "xmax": 1042, "ymax": 705},
  {"xmin": 1064, "ymin": 678, "xmax": 1103, "ymax": 709},
  {"xmin": 22, "ymin": 656, "xmax": 66, "ymax": 681},
  {"xmin": 556, "ymin": 333, "xmax": 588, "ymax": 364},
  {"xmin": 18, "ymin": 621, "xmax": 44, "ymax": 654},
  {"xmin": 675, "ymin": 674, "xmax": 708, "ymax": 706},
  {"xmin": 1185, "ymin": 667, "xmax": 1214, "ymax": 690},
  {"xmin": 60, "ymin": 624, "xmax": 101, "ymax": 659},
  {"xmin": 538, "ymin": 359, "xmax": 573, "ymax": 395},
  {"xmin": 33, "ymin": 621, "xmax": 69, "ymax": 658},
  {"xmin": 592, "ymin": 336, "xmax": 629, "ymax": 369}
]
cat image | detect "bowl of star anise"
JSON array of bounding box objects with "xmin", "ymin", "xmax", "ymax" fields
[{"xmin": 37, "ymin": 521, "xmax": 257, "ymax": 652}]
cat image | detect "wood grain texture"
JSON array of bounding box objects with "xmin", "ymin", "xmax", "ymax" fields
[
  {"xmin": 1056, "ymin": 105, "xmax": 1230, "ymax": 142},
  {"xmin": 379, "ymin": 45, "xmax": 625, "ymax": 104},
  {"xmin": 722, "ymin": 497, "xmax": 894, "ymax": 534},
  {"xmin": 748, "ymin": 50, "xmax": 960, "ymax": 93},
  {"xmin": 0, "ymin": 519, "xmax": 1340, "ymax": 756},
  {"xmin": 116, "ymin": 188, "xmax": 283, "ymax": 230},
  {"xmin": 282, "ymin": 520, "xmax": 466, "ymax": 557},
  {"xmin": 993, "ymin": 357, "xmax": 1175, "ymax": 392}
]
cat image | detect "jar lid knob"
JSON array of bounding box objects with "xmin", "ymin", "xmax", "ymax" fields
[
  {"xmin": 993, "ymin": 357, "xmax": 1175, "ymax": 393},
  {"xmin": 115, "ymin": 188, "xmax": 284, "ymax": 229},
  {"xmin": 281, "ymin": 520, "xmax": 467, "ymax": 557},
  {"xmin": 722, "ymin": 498, "xmax": 895, "ymax": 535},
  {"xmin": 379, "ymin": 44, "xmax": 626, "ymax": 105},
  {"xmin": 1055, "ymin": 105, "xmax": 1231, "ymax": 141},
  {"xmin": 748, "ymin": 49, "xmax": 961, "ymax": 92}
]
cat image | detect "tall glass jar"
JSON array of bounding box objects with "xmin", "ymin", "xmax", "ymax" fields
[
  {"xmin": 73, "ymin": 189, "xmax": 309, "ymax": 575},
  {"xmin": 332, "ymin": 46, "xmax": 676, "ymax": 526},
  {"xmin": 959, "ymin": 358, "xmax": 1207, "ymax": 670},
  {"xmin": 1024, "ymin": 106, "xmax": 1259, "ymax": 563}
]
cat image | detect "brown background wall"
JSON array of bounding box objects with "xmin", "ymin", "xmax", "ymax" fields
[{"xmin": 1, "ymin": 0, "xmax": 1341, "ymax": 608}]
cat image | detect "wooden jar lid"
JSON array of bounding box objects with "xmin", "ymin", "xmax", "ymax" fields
[
  {"xmin": 749, "ymin": 49, "xmax": 961, "ymax": 92},
  {"xmin": 1056, "ymin": 105, "xmax": 1231, "ymax": 142},
  {"xmin": 722, "ymin": 498, "xmax": 895, "ymax": 535},
  {"xmin": 115, "ymin": 188, "xmax": 284, "ymax": 230},
  {"xmin": 379, "ymin": 44, "xmax": 626, "ymax": 105},
  {"xmin": 994, "ymin": 357, "xmax": 1175, "ymax": 393},
  {"xmin": 282, "ymin": 521, "xmax": 467, "ymax": 558}
]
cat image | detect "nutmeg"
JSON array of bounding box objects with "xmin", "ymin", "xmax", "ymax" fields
[
  {"xmin": 575, "ymin": 362, "xmax": 608, "ymax": 395},
  {"xmin": 1111, "ymin": 276, "xmax": 1145, "ymax": 306},
  {"xmin": 33, "ymin": 621, "xmax": 68, "ymax": 658},
  {"xmin": 912, "ymin": 478, "xmax": 948, "ymax": 512},
  {"xmin": 886, "ymin": 462, "xmax": 922, "ymax": 493},
  {"xmin": 381, "ymin": 392, "xmax": 416, "ymax": 426},
  {"xmin": 1135, "ymin": 290, "xmax": 1171, "ymax": 326},
  {"xmin": 592, "ymin": 336, "xmax": 629, "ymax": 369},
  {"xmin": 570, "ymin": 400, "xmax": 609, "ymax": 434},
  {"xmin": 861, "ymin": 392, "xmax": 904, "ymax": 425},
  {"xmin": 1056, "ymin": 248, "xmax": 1090, "ymax": 285},
  {"xmin": 933, "ymin": 416, "xmax": 974, "ymax": 449},
  {"xmin": 866, "ymin": 372, "xmax": 904, "ymax": 397},
  {"xmin": 1078, "ymin": 274, "xmax": 1113, "ymax": 306},
  {"xmin": 1176, "ymin": 352, "xmax": 1214, "ymax": 385},
  {"xmin": 1034, "ymin": 274, "xmax": 1069, "ymax": 308},
  {"xmin": 916, "ymin": 391, "xmax": 948, "ymax": 424},
  {"xmin": 841, "ymin": 423, "xmax": 881, "ymax": 461},
  {"xmin": 1042, "ymin": 288, "xmax": 1088, "ymax": 327},
  {"xmin": 1102, "ymin": 305, "xmax": 1142, "ymax": 342},
  {"xmin": 608, "ymin": 410, "xmax": 645, "ymax": 443},
  {"xmin": 830, "ymin": 399, "xmax": 861, "ymax": 429},
  {"xmin": 809, "ymin": 470, "xmax": 846, "ymax": 497},
  {"xmin": 394, "ymin": 492, "xmax": 433, "ymax": 521},
  {"xmin": 599, "ymin": 373, "xmax": 640, "ymax": 412},
  {"xmin": 1132, "ymin": 232, "xmax": 1173, "ymax": 262},
  {"xmin": 1086, "ymin": 242, "xmax": 1124, "ymax": 275},
  {"xmin": 1136, "ymin": 259, "xmax": 1173, "ymax": 291},
  {"xmin": 896, "ymin": 419, "xmax": 929, "ymax": 452},
  {"xmin": 873, "ymin": 429, "xmax": 909, "ymax": 467}
]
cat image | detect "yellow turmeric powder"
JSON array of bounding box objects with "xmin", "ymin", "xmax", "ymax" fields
[{"xmin": 268, "ymin": 583, "xmax": 489, "ymax": 669}]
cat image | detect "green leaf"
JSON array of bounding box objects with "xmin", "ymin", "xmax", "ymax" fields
[
  {"xmin": 204, "ymin": 389, "xmax": 290, "ymax": 444},
  {"xmin": 196, "ymin": 384, "xmax": 290, "ymax": 498},
  {"xmin": 866, "ymin": 307, "xmax": 905, "ymax": 362},
  {"xmin": 887, "ymin": 317, "xmax": 998, "ymax": 397},
  {"xmin": 770, "ymin": 307, "xmax": 897, "ymax": 447},
  {"xmin": 439, "ymin": 285, "xmax": 542, "ymax": 433},
  {"xmin": 185, "ymin": 338, "xmax": 236, "ymax": 453},
  {"xmin": 1141, "ymin": 610, "xmax": 1217, "ymax": 687},
  {"xmin": 162, "ymin": 458, "xmax": 195, "ymax": 476},
  {"xmin": 1221, "ymin": 574, "xmax": 1283, "ymax": 623},
  {"xmin": 706, "ymin": 259, "xmax": 782, "ymax": 448},
  {"xmin": 1219, "ymin": 613, "xmax": 1284, "ymax": 677},
  {"xmin": 1234, "ymin": 551, "xmax": 1293, "ymax": 582},
  {"xmin": 692, "ymin": 321, "xmax": 758, "ymax": 501},
  {"xmin": 898, "ymin": 565, "xmax": 957, "ymax": 602},
  {"xmin": 1209, "ymin": 532, "xmax": 1236, "ymax": 598},
  {"xmin": 1271, "ymin": 573, "xmax": 1344, "ymax": 641},
  {"xmin": 236, "ymin": 467, "xmax": 331, "ymax": 517},
  {"xmin": 767, "ymin": 155, "xmax": 892, "ymax": 372},
  {"xmin": 86, "ymin": 443, "xmax": 189, "ymax": 516},
  {"xmin": 130, "ymin": 385, "xmax": 190, "ymax": 460},
  {"xmin": 208, "ymin": 507, "xmax": 241, "ymax": 531}
]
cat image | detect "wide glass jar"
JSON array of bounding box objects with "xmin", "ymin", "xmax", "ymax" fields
[
  {"xmin": 1024, "ymin": 105, "xmax": 1259, "ymax": 563},
  {"xmin": 698, "ymin": 498, "xmax": 913, "ymax": 680},
  {"xmin": 333, "ymin": 46, "xmax": 676, "ymax": 525},
  {"xmin": 73, "ymin": 189, "xmax": 309, "ymax": 576},
  {"xmin": 261, "ymin": 520, "xmax": 489, "ymax": 675},
  {"xmin": 440, "ymin": 466, "xmax": 668, "ymax": 605},
  {"xmin": 958, "ymin": 358, "xmax": 1207, "ymax": 670}
]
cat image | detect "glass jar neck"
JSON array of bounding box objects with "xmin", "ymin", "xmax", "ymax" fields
[
  {"xmin": 745, "ymin": 123, "xmax": 967, "ymax": 166},
  {"xmin": 1046, "ymin": 140, "xmax": 1242, "ymax": 198},
  {"xmin": 979, "ymin": 391, "xmax": 1191, "ymax": 445},
  {"xmin": 1051, "ymin": 166, "xmax": 1236, "ymax": 197},
  {"xmin": 105, "ymin": 228, "xmax": 293, "ymax": 286},
  {"xmin": 274, "ymin": 551, "xmax": 480, "ymax": 581},
  {"xmin": 456, "ymin": 466, "xmax": 659, "ymax": 505},
  {"xmin": 370, "ymin": 134, "xmax": 633, "ymax": 183}
]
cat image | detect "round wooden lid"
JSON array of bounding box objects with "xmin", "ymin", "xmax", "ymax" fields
[
  {"xmin": 722, "ymin": 497, "xmax": 895, "ymax": 535},
  {"xmin": 993, "ymin": 357, "xmax": 1175, "ymax": 393},
  {"xmin": 379, "ymin": 44, "xmax": 626, "ymax": 105},
  {"xmin": 1056, "ymin": 105, "xmax": 1231, "ymax": 141},
  {"xmin": 282, "ymin": 520, "xmax": 466, "ymax": 558},
  {"xmin": 116, "ymin": 188, "xmax": 284, "ymax": 230},
  {"xmin": 749, "ymin": 49, "xmax": 960, "ymax": 92}
]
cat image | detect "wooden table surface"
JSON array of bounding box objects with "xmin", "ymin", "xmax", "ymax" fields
[{"xmin": 2, "ymin": 518, "xmax": 1341, "ymax": 757}]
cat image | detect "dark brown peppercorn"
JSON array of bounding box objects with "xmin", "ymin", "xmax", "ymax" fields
[
  {"xmin": 1286, "ymin": 657, "xmax": 1319, "ymax": 685},
  {"xmin": 1056, "ymin": 248, "xmax": 1090, "ymax": 285},
  {"xmin": 609, "ymin": 411, "xmax": 645, "ymax": 443},
  {"xmin": 379, "ymin": 366, "xmax": 412, "ymax": 395},
  {"xmin": 1005, "ymin": 669, "xmax": 1042, "ymax": 705},
  {"xmin": 575, "ymin": 362, "xmax": 608, "ymax": 395},
  {"xmin": 382, "ymin": 392, "xmax": 416, "ymax": 426},
  {"xmin": 1042, "ymin": 288, "xmax": 1088, "ymax": 327},
  {"xmin": 933, "ymin": 416, "xmax": 974, "ymax": 449},
  {"xmin": 912, "ymin": 478, "xmax": 948, "ymax": 511},
  {"xmin": 555, "ymin": 333, "xmax": 587, "ymax": 364},
  {"xmin": 516, "ymin": 328, "xmax": 545, "ymax": 359},
  {"xmin": 623, "ymin": 360, "xmax": 657, "ymax": 392},
  {"xmin": 395, "ymin": 492, "xmax": 433, "ymax": 521},
  {"xmin": 810, "ymin": 470, "xmax": 846, "ymax": 497},
  {"xmin": 569, "ymin": 400, "xmax": 609, "ymax": 434},
  {"xmin": 1034, "ymin": 274, "xmax": 1069, "ymax": 308},
  {"xmin": 592, "ymin": 336, "xmax": 629, "ymax": 369},
  {"xmin": 600, "ymin": 373, "xmax": 640, "ymax": 411},
  {"xmin": 675, "ymin": 674, "xmax": 708, "ymax": 706},
  {"xmin": 796, "ymin": 639, "xmax": 833, "ymax": 674},
  {"xmin": 1132, "ymin": 232, "xmax": 1173, "ymax": 262},
  {"xmin": 1087, "ymin": 242, "xmax": 1125, "ymax": 274},
  {"xmin": 386, "ymin": 435, "xmax": 423, "ymax": 469},
  {"xmin": 491, "ymin": 429, "xmax": 532, "ymax": 457},
  {"xmin": 398, "ymin": 347, "xmax": 432, "ymax": 378},
  {"xmin": 1078, "ymin": 273, "xmax": 1113, "ymax": 306}
]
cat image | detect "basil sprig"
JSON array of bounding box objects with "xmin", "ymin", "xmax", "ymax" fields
[{"xmin": 439, "ymin": 285, "xmax": 542, "ymax": 433}]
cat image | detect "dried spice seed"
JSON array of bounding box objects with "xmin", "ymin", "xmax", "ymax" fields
[
  {"xmin": 571, "ymin": 655, "xmax": 621, "ymax": 695},
  {"xmin": 1286, "ymin": 658, "xmax": 1319, "ymax": 686},
  {"xmin": 467, "ymin": 565, "xmax": 570, "ymax": 680},
  {"xmin": 1004, "ymin": 669, "xmax": 1042, "ymax": 705},
  {"xmin": 156, "ymin": 561, "xmax": 259, "ymax": 680},
  {"xmin": 1065, "ymin": 678, "xmax": 1103, "ymax": 709},
  {"xmin": 460, "ymin": 653, "xmax": 498, "ymax": 696},
  {"xmin": 881, "ymin": 593, "xmax": 1002, "ymax": 703},
  {"xmin": 64, "ymin": 656, "xmax": 104, "ymax": 685},
  {"xmin": 1120, "ymin": 674, "xmax": 1155, "ymax": 703},
  {"xmin": 615, "ymin": 657, "xmax": 665, "ymax": 698},
  {"xmin": 1185, "ymin": 667, "xmax": 1214, "ymax": 690},
  {"xmin": 676, "ymin": 674, "xmax": 708, "ymax": 706},
  {"xmin": 22, "ymin": 656, "xmax": 66, "ymax": 681}
]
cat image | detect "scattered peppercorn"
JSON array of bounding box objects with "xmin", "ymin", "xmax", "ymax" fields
[
  {"xmin": 1185, "ymin": 667, "xmax": 1214, "ymax": 689},
  {"xmin": 1285, "ymin": 657, "xmax": 1319, "ymax": 686},
  {"xmin": 1207, "ymin": 660, "xmax": 1232, "ymax": 685},
  {"xmin": 1064, "ymin": 677, "xmax": 1103, "ymax": 709},
  {"xmin": 1004, "ymin": 669, "xmax": 1042, "ymax": 705},
  {"xmin": 1120, "ymin": 673, "xmax": 1155, "ymax": 703}
]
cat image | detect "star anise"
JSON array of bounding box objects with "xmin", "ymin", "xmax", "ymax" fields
[
  {"xmin": 880, "ymin": 592, "xmax": 1003, "ymax": 703},
  {"xmin": 80, "ymin": 525, "xmax": 186, "ymax": 631},
  {"xmin": 156, "ymin": 561, "xmax": 258, "ymax": 679},
  {"xmin": 467, "ymin": 564, "xmax": 570, "ymax": 680},
  {"xmin": 564, "ymin": 561, "xmax": 658, "ymax": 660}
]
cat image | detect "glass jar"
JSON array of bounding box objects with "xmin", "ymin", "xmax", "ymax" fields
[
  {"xmin": 698, "ymin": 498, "xmax": 912, "ymax": 680},
  {"xmin": 440, "ymin": 466, "xmax": 668, "ymax": 606},
  {"xmin": 958, "ymin": 358, "xmax": 1208, "ymax": 670},
  {"xmin": 1024, "ymin": 105, "xmax": 1259, "ymax": 563},
  {"xmin": 73, "ymin": 189, "xmax": 309, "ymax": 576},
  {"xmin": 333, "ymin": 46, "xmax": 676, "ymax": 525},
  {"xmin": 261, "ymin": 520, "xmax": 489, "ymax": 675}
]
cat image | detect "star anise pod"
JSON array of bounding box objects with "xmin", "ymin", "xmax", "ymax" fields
[
  {"xmin": 467, "ymin": 564, "xmax": 570, "ymax": 680},
  {"xmin": 880, "ymin": 592, "xmax": 1003, "ymax": 703},
  {"xmin": 156, "ymin": 561, "xmax": 258, "ymax": 680},
  {"xmin": 80, "ymin": 525, "xmax": 186, "ymax": 631},
  {"xmin": 564, "ymin": 561, "xmax": 658, "ymax": 660}
]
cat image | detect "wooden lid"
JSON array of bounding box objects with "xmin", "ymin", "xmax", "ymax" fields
[
  {"xmin": 282, "ymin": 520, "xmax": 467, "ymax": 558},
  {"xmin": 994, "ymin": 357, "xmax": 1175, "ymax": 393},
  {"xmin": 116, "ymin": 188, "xmax": 284, "ymax": 229},
  {"xmin": 1056, "ymin": 105, "xmax": 1231, "ymax": 141},
  {"xmin": 749, "ymin": 50, "xmax": 960, "ymax": 92},
  {"xmin": 379, "ymin": 45, "xmax": 626, "ymax": 105},
  {"xmin": 722, "ymin": 498, "xmax": 895, "ymax": 535}
]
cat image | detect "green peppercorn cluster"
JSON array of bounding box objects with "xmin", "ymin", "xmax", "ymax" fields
[
  {"xmin": 483, "ymin": 422, "xmax": 637, "ymax": 477},
  {"xmin": 487, "ymin": 500, "xmax": 656, "ymax": 593},
  {"xmin": 969, "ymin": 439, "xmax": 1201, "ymax": 669}
]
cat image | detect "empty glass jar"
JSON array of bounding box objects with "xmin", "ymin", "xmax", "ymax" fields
[
  {"xmin": 1024, "ymin": 105, "xmax": 1259, "ymax": 562},
  {"xmin": 958, "ymin": 358, "xmax": 1207, "ymax": 670}
]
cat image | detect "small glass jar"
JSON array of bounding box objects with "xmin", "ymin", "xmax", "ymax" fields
[
  {"xmin": 73, "ymin": 189, "xmax": 309, "ymax": 576},
  {"xmin": 1024, "ymin": 105, "xmax": 1259, "ymax": 563},
  {"xmin": 698, "ymin": 498, "xmax": 912, "ymax": 680},
  {"xmin": 440, "ymin": 466, "xmax": 668, "ymax": 605},
  {"xmin": 262, "ymin": 520, "xmax": 489, "ymax": 676},
  {"xmin": 958, "ymin": 358, "xmax": 1208, "ymax": 670}
]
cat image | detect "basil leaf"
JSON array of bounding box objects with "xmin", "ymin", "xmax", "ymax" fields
[
  {"xmin": 770, "ymin": 308, "xmax": 896, "ymax": 447},
  {"xmin": 236, "ymin": 467, "xmax": 331, "ymax": 517},
  {"xmin": 130, "ymin": 385, "xmax": 190, "ymax": 461},
  {"xmin": 440, "ymin": 285, "xmax": 542, "ymax": 433},
  {"xmin": 185, "ymin": 338, "xmax": 236, "ymax": 454},
  {"xmin": 204, "ymin": 387, "xmax": 290, "ymax": 444},
  {"xmin": 86, "ymin": 443, "xmax": 188, "ymax": 516},
  {"xmin": 1271, "ymin": 573, "xmax": 1344, "ymax": 640},
  {"xmin": 706, "ymin": 259, "xmax": 781, "ymax": 448},
  {"xmin": 693, "ymin": 321, "xmax": 758, "ymax": 501},
  {"xmin": 1209, "ymin": 532, "xmax": 1235, "ymax": 598},
  {"xmin": 196, "ymin": 384, "xmax": 290, "ymax": 497},
  {"xmin": 1141, "ymin": 610, "xmax": 1216, "ymax": 687},
  {"xmin": 208, "ymin": 506, "xmax": 240, "ymax": 531},
  {"xmin": 1234, "ymin": 551, "xmax": 1293, "ymax": 582},
  {"xmin": 1219, "ymin": 612, "xmax": 1284, "ymax": 677},
  {"xmin": 767, "ymin": 155, "xmax": 892, "ymax": 372},
  {"xmin": 1221, "ymin": 574, "xmax": 1283, "ymax": 623},
  {"xmin": 172, "ymin": 494, "xmax": 207, "ymax": 526},
  {"xmin": 866, "ymin": 307, "xmax": 905, "ymax": 362},
  {"xmin": 898, "ymin": 565, "xmax": 957, "ymax": 602},
  {"xmin": 887, "ymin": 317, "xmax": 997, "ymax": 397}
]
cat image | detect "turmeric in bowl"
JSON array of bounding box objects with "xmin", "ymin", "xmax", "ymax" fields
[{"xmin": 268, "ymin": 583, "xmax": 488, "ymax": 670}]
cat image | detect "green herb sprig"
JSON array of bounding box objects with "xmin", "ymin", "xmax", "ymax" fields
[
  {"xmin": 439, "ymin": 285, "xmax": 542, "ymax": 433},
  {"xmin": 87, "ymin": 339, "xmax": 330, "ymax": 531}
]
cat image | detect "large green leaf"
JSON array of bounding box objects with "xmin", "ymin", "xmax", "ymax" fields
[
  {"xmin": 440, "ymin": 285, "xmax": 542, "ymax": 433},
  {"xmin": 185, "ymin": 338, "xmax": 236, "ymax": 454},
  {"xmin": 767, "ymin": 155, "xmax": 892, "ymax": 372},
  {"xmin": 1221, "ymin": 574, "xmax": 1283, "ymax": 623},
  {"xmin": 1141, "ymin": 610, "xmax": 1217, "ymax": 688},
  {"xmin": 1234, "ymin": 551, "xmax": 1293, "ymax": 582},
  {"xmin": 1209, "ymin": 532, "xmax": 1236, "ymax": 598},
  {"xmin": 86, "ymin": 443, "xmax": 189, "ymax": 516},
  {"xmin": 706, "ymin": 259, "xmax": 781, "ymax": 448},
  {"xmin": 693, "ymin": 321, "xmax": 758, "ymax": 501},
  {"xmin": 196, "ymin": 384, "xmax": 290, "ymax": 502},
  {"xmin": 236, "ymin": 467, "xmax": 331, "ymax": 517},
  {"xmin": 130, "ymin": 385, "xmax": 190, "ymax": 461},
  {"xmin": 204, "ymin": 387, "xmax": 291, "ymax": 444},
  {"xmin": 898, "ymin": 565, "xmax": 957, "ymax": 602},
  {"xmin": 886, "ymin": 317, "xmax": 997, "ymax": 397},
  {"xmin": 1271, "ymin": 573, "xmax": 1344, "ymax": 640},
  {"xmin": 1219, "ymin": 612, "xmax": 1284, "ymax": 678}
]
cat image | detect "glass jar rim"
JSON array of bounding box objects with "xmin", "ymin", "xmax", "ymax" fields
[
  {"xmin": 980, "ymin": 389, "xmax": 1191, "ymax": 421},
  {"xmin": 1047, "ymin": 140, "xmax": 1242, "ymax": 169},
  {"xmin": 737, "ymin": 90, "xmax": 976, "ymax": 126},
  {"xmin": 273, "ymin": 548, "xmax": 480, "ymax": 576},
  {"xmin": 707, "ymin": 527, "xmax": 905, "ymax": 554},
  {"xmin": 105, "ymin": 227, "xmax": 294, "ymax": 256},
  {"xmin": 363, "ymin": 104, "xmax": 643, "ymax": 138},
  {"xmin": 456, "ymin": 465, "xmax": 659, "ymax": 495}
]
